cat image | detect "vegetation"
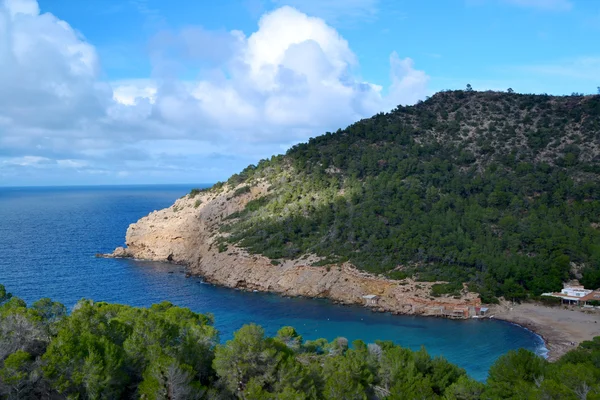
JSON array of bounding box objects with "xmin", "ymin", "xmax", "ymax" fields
[
  {"xmin": 1, "ymin": 284, "xmax": 600, "ymax": 399},
  {"xmin": 190, "ymin": 187, "xmax": 214, "ymax": 199},
  {"xmin": 189, "ymin": 188, "xmax": 204, "ymax": 198},
  {"xmin": 218, "ymin": 243, "xmax": 228, "ymax": 253},
  {"xmin": 213, "ymin": 90, "xmax": 600, "ymax": 301},
  {"xmin": 430, "ymin": 282, "xmax": 463, "ymax": 298},
  {"xmin": 232, "ymin": 186, "xmax": 251, "ymax": 198}
]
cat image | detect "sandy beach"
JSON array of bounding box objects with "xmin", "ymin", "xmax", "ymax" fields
[{"xmin": 488, "ymin": 302, "xmax": 600, "ymax": 361}]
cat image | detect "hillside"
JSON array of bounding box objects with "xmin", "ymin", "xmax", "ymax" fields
[{"xmin": 211, "ymin": 90, "xmax": 600, "ymax": 302}]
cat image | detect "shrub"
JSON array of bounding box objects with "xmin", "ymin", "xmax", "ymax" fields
[
  {"xmin": 233, "ymin": 185, "xmax": 251, "ymax": 198},
  {"xmin": 386, "ymin": 270, "xmax": 409, "ymax": 281},
  {"xmin": 431, "ymin": 282, "xmax": 463, "ymax": 297},
  {"xmin": 245, "ymin": 196, "xmax": 270, "ymax": 212}
]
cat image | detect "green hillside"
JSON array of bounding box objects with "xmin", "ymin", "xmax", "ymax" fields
[{"xmin": 211, "ymin": 90, "xmax": 600, "ymax": 302}]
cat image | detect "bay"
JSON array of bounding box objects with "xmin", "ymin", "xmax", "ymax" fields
[{"xmin": 0, "ymin": 185, "xmax": 546, "ymax": 381}]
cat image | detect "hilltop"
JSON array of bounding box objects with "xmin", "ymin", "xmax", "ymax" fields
[
  {"xmin": 215, "ymin": 90, "xmax": 600, "ymax": 302},
  {"xmin": 110, "ymin": 90, "xmax": 600, "ymax": 307}
]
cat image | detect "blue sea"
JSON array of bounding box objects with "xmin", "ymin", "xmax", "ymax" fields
[{"xmin": 0, "ymin": 185, "xmax": 546, "ymax": 381}]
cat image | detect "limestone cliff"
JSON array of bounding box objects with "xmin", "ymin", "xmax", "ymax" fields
[{"xmin": 108, "ymin": 183, "xmax": 481, "ymax": 317}]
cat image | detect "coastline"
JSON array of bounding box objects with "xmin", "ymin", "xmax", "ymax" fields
[
  {"xmin": 106, "ymin": 251, "xmax": 599, "ymax": 362},
  {"xmin": 106, "ymin": 184, "xmax": 600, "ymax": 363},
  {"xmin": 188, "ymin": 268, "xmax": 599, "ymax": 363},
  {"xmin": 488, "ymin": 301, "xmax": 600, "ymax": 361},
  {"xmin": 106, "ymin": 184, "xmax": 484, "ymax": 320}
]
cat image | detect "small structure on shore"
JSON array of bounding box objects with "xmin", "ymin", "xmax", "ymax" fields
[
  {"xmin": 475, "ymin": 307, "xmax": 489, "ymax": 316},
  {"xmin": 441, "ymin": 306, "xmax": 469, "ymax": 319},
  {"xmin": 541, "ymin": 283, "xmax": 595, "ymax": 305},
  {"xmin": 362, "ymin": 294, "xmax": 379, "ymax": 307}
]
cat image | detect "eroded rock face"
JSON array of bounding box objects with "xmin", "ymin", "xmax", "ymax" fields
[{"xmin": 108, "ymin": 184, "xmax": 481, "ymax": 317}]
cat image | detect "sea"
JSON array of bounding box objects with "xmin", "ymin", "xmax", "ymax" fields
[{"xmin": 0, "ymin": 184, "xmax": 546, "ymax": 381}]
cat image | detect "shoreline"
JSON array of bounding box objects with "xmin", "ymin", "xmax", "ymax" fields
[
  {"xmin": 487, "ymin": 302, "xmax": 600, "ymax": 361},
  {"xmin": 204, "ymin": 270, "xmax": 583, "ymax": 362},
  {"xmin": 106, "ymin": 253, "xmax": 599, "ymax": 362},
  {"xmin": 492, "ymin": 319, "xmax": 549, "ymax": 358},
  {"xmin": 106, "ymin": 252, "xmax": 599, "ymax": 362},
  {"xmin": 105, "ymin": 184, "xmax": 599, "ymax": 363}
]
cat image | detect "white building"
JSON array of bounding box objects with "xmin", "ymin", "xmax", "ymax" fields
[
  {"xmin": 542, "ymin": 284, "xmax": 593, "ymax": 305},
  {"xmin": 362, "ymin": 294, "xmax": 379, "ymax": 306},
  {"xmin": 559, "ymin": 285, "xmax": 592, "ymax": 298}
]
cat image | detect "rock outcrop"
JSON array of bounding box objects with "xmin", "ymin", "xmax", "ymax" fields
[{"xmin": 107, "ymin": 184, "xmax": 481, "ymax": 317}]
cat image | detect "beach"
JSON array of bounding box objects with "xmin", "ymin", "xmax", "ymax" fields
[{"xmin": 489, "ymin": 301, "xmax": 600, "ymax": 361}]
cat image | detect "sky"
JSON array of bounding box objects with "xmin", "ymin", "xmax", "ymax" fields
[{"xmin": 0, "ymin": 0, "xmax": 599, "ymax": 186}]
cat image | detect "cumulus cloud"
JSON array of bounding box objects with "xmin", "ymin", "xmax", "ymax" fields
[
  {"xmin": 0, "ymin": 1, "xmax": 108, "ymax": 127},
  {"xmin": 388, "ymin": 53, "xmax": 430, "ymax": 107},
  {"xmin": 117, "ymin": 7, "xmax": 426, "ymax": 142},
  {"xmin": 0, "ymin": 0, "xmax": 429, "ymax": 185}
]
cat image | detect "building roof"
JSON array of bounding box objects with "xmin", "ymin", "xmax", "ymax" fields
[
  {"xmin": 581, "ymin": 291, "xmax": 600, "ymax": 302},
  {"xmin": 362, "ymin": 294, "xmax": 378, "ymax": 299},
  {"xmin": 542, "ymin": 293, "xmax": 584, "ymax": 301}
]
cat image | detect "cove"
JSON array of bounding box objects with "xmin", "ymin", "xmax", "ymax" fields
[{"xmin": 0, "ymin": 185, "xmax": 546, "ymax": 382}]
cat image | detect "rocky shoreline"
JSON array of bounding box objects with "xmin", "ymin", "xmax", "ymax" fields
[
  {"xmin": 104, "ymin": 184, "xmax": 481, "ymax": 318},
  {"xmin": 104, "ymin": 183, "xmax": 599, "ymax": 361}
]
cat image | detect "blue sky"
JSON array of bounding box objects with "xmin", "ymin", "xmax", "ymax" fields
[{"xmin": 1, "ymin": 0, "xmax": 599, "ymax": 186}]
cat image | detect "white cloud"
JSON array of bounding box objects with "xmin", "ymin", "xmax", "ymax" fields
[
  {"xmin": 112, "ymin": 80, "xmax": 157, "ymax": 105},
  {"xmin": 56, "ymin": 159, "xmax": 88, "ymax": 168},
  {"xmin": 137, "ymin": 6, "xmax": 425, "ymax": 138},
  {"xmin": 388, "ymin": 53, "xmax": 430, "ymax": 106},
  {"xmin": 0, "ymin": 0, "xmax": 110, "ymax": 140},
  {"xmin": 0, "ymin": 1, "xmax": 428, "ymax": 185},
  {"xmin": 3, "ymin": 0, "xmax": 38, "ymax": 17},
  {"xmin": 3, "ymin": 155, "xmax": 51, "ymax": 166},
  {"xmin": 245, "ymin": 7, "xmax": 356, "ymax": 89}
]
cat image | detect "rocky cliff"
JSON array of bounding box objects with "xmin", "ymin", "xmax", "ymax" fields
[{"xmin": 107, "ymin": 182, "xmax": 481, "ymax": 317}]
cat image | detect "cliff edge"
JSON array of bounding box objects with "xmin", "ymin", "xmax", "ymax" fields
[{"xmin": 107, "ymin": 183, "xmax": 481, "ymax": 317}]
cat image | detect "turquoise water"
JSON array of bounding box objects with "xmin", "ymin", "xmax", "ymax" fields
[{"xmin": 0, "ymin": 185, "xmax": 546, "ymax": 381}]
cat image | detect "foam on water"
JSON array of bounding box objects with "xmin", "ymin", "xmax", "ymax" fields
[{"xmin": 0, "ymin": 185, "xmax": 547, "ymax": 381}]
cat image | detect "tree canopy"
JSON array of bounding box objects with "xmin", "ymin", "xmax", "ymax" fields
[
  {"xmin": 1, "ymin": 284, "xmax": 600, "ymax": 399},
  {"xmin": 208, "ymin": 90, "xmax": 600, "ymax": 301}
]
